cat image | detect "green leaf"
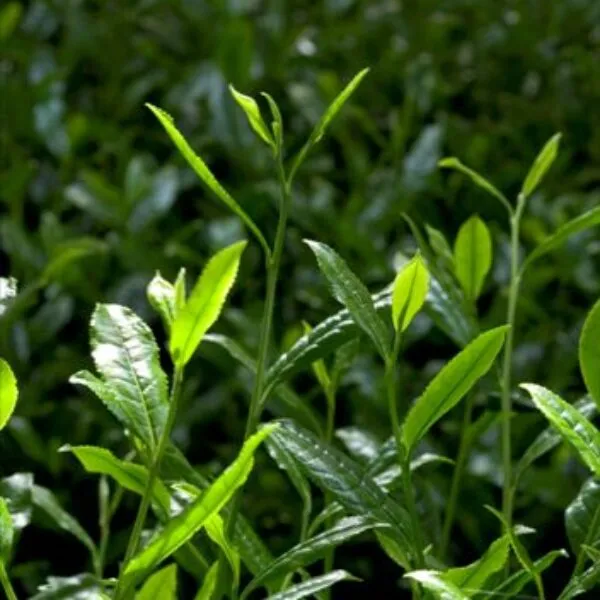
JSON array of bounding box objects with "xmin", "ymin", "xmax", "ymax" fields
[
  {"xmin": 453, "ymin": 215, "xmax": 492, "ymax": 302},
  {"xmin": 405, "ymin": 570, "xmax": 469, "ymax": 599},
  {"xmin": 0, "ymin": 277, "xmax": 17, "ymax": 318},
  {"xmin": 174, "ymin": 268, "xmax": 187, "ymax": 313},
  {"xmin": 302, "ymin": 321, "xmax": 331, "ymax": 392},
  {"xmin": 0, "ymin": 498, "xmax": 13, "ymax": 562},
  {"xmin": 566, "ymin": 477, "xmax": 600, "ymax": 556},
  {"xmin": 31, "ymin": 485, "xmax": 96, "ymax": 557},
  {"xmin": 580, "ymin": 298, "xmax": 600, "ymax": 409},
  {"xmin": 521, "ymin": 133, "xmax": 562, "ymax": 199},
  {"xmin": 0, "ymin": 358, "xmax": 18, "ymax": 430},
  {"xmin": 124, "ymin": 425, "xmax": 277, "ymax": 581},
  {"xmin": 243, "ymin": 516, "xmax": 384, "ymax": 596},
  {"xmin": 260, "ymin": 92, "xmax": 284, "ymax": 151},
  {"xmin": 265, "ymin": 570, "xmax": 358, "ymax": 600},
  {"xmin": 229, "ymin": 86, "xmax": 275, "ymax": 149},
  {"xmin": 438, "ymin": 157, "xmax": 512, "ymax": 215},
  {"xmin": 205, "ymin": 513, "xmax": 240, "ymax": 585},
  {"xmin": 72, "ymin": 304, "xmax": 168, "ymax": 453},
  {"xmin": 425, "ymin": 225, "xmax": 455, "ymax": 272},
  {"xmin": 146, "ymin": 103, "xmax": 269, "ymax": 256},
  {"xmin": 147, "ymin": 272, "xmax": 177, "ymax": 332},
  {"xmin": 136, "ymin": 564, "xmax": 177, "ymax": 600},
  {"xmin": 305, "ymin": 240, "xmax": 390, "ymax": 359},
  {"xmin": 392, "ymin": 253, "xmax": 429, "ymax": 332},
  {"xmin": 557, "ymin": 559, "xmax": 600, "ymax": 600},
  {"xmin": 0, "ymin": 473, "xmax": 33, "ymax": 530},
  {"xmin": 170, "ymin": 240, "xmax": 247, "ymax": 367},
  {"xmin": 402, "ymin": 326, "xmax": 508, "ymax": 453},
  {"xmin": 193, "ymin": 562, "xmax": 219, "ymax": 600},
  {"xmin": 520, "ymin": 384, "xmax": 600, "ymax": 476},
  {"xmin": 0, "ymin": 2, "xmax": 22, "ymax": 41},
  {"xmin": 268, "ymin": 420, "xmax": 414, "ymax": 561},
  {"xmin": 521, "ymin": 206, "xmax": 600, "ymax": 273}
]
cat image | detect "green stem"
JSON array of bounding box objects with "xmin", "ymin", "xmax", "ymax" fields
[
  {"xmin": 114, "ymin": 365, "xmax": 184, "ymax": 599},
  {"xmin": 0, "ymin": 563, "xmax": 17, "ymax": 600},
  {"xmin": 440, "ymin": 393, "xmax": 475, "ymax": 558}
]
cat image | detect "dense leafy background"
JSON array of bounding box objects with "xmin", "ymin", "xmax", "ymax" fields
[{"xmin": 2, "ymin": 0, "xmax": 600, "ymax": 596}]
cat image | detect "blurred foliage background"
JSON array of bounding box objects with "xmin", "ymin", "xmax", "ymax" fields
[{"xmin": 1, "ymin": 0, "xmax": 600, "ymax": 596}]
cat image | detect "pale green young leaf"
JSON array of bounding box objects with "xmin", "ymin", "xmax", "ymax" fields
[
  {"xmin": 580, "ymin": 298, "xmax": 600, "ymax": 409},
  {"xmin": 521, "ymin": 133, "xmax": 561, "ymax": 199},
  {"xmin": 170, "ymin": 240, "xmax": 247, "ymax": 367},
  {"xmin": 124, "ymin": 425, "xmax": 277, "ymax": 581},
  {"xmin": 0, "ymin": 498, "xmax": 13, "ymax": 562},
  {"xmin": 146, "ymin": 103, "xmax": 269, "ymax": 256},
  {"xmin": 260, "ymin": 92, "xmax": 284, "ymax": 151},
  {"xmin": 147, "ymin": 272, "xmax": 176, "ymax": 331},
  {"xmin": 74, "ymin": 304, "xmax": 169, "ymax": 453},
  {"xmin": 438, "ymin": 157, "xmax": 512, "ymax": 215},
  {"xmin": 136, "ymin": 564, "xmax": 177, "ymax": 600},
  {"xmin": 405, "ymin": 570, "xmax": 469, "ymax": 599},
  {"xmin": 392, "ymin": 253, "xmax": 429, "ymax": 332},
  {"xmin": 0, "ymin": 359, "xmax": 18, "ymax": 430},
  {"xmin": 193, "ymin": 562, "xmax": 219, "ymax": 600},
  {"xmin": 402, "ymin": 326, "xmax": 508, "ymax": 454},
  {"xmin": 229, "ymin": 86, "xmax": 275, "ymax": 149},
  {"xmin": 566, "ymin": 477, "xmax": 600, "ymax": 556},
  {"xmin": 453, "ymin": 215, "xmax": 492, "ymax": 302},
  {"xmin": 174, "ymin": 268, "xmax": 187, "ymax": 313},
  {"xmin": 521, "ymin": 206, "xmax": 600, "ymax": 274},
  {"xmin": 520, "ymin": 384, "xmax": 600, "ymax": 476},
  {"xmin": 266, "ymin": 570, "xmax": 358, "ymax": 600},
  {"xmin": 243, "ymin": 516, "xmax": 385, "ymax": 597},
  {"xmin": 205, "ymin": 514, "xmax": 240, "ymax": 586},
  {"xmin": 305, "ymin": 240, "xmax": 390, "ymax": 359}
]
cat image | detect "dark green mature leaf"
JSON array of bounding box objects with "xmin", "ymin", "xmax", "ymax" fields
[
  {"xmin": 71, "ymin": 304, "xmax": 168, "ymax": 453},
  {"xmin": 243, "ymin": 516, "xmax": 385, "ymax": 596},
  {"xmin": 30, "ymin": 574, "xmax": 105, "ymax": 600},
  {"xmin": 269, "ymin": 420, "xmax": 414, "ymax": 560},
  {"xmin": 229, "ymin": 86, "xmax": 275, "ymax": 149},
  {"xmin": 453, "ymin": 215, "xmax": 492, "ymax": 303},
  {"xmin": 124, "ymin": 425, "xmax": 277, "ymax": 582},
  {"xmin": 392, "ymin": 254, "xmax": 429, "ymax": 332},
  {"xmin": 405, "ymin": 570, "xmax": 469, "ymax": 599},
  {"xmin": 580, "ymin": 298, "xmax": 600, "ymax": 409},
  {"xmin": 0, "ymin": 473, "xmax": 33, "ymax": 530},
  {"xmin": 266, "ymin": 570, "xmax": 358, "ymax": 600},
  {"xmin": 136, "ymin": 563, "xmax": 177, "ymax": 600},
  {"xmin": 521, "ymin": 133, "xmax": 561, "ymax": 199},
  {"xmin": 0, "ymin": 498, "xmax": 13, "ymax": 562},
  {"xmin": 402, "ymin": 327, "xmax": 508, "ymax": 454},
  {"xmin": 0, "ymin": 358, "xmax": 17, "ymax": 430},
  {"xmin": 146, "ymin": 104, "xmax": 270, "ymax": 256},
  {"xmin": 305, "ymin": 240, "xmax": 390, "ymax": 359},
  {"xmin": 566, "ymin": 478, "xmax": 600, "ymax": 556},
  {"xmin": 521, "ymin": 206, "xmax": 600, "ymax": 273},
  {"xmin": 521, "ymin": 384, "xmax": 600, "ymax": 476},
  {"xmin": 170, "ymin": 240, "xmax": 247, "ymax": 367}
]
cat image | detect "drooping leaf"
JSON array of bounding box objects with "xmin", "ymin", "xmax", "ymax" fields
[
  {"xmin": 265, "ymin": 570, "xmax": 358, "ymax": 600},
  {"xmin": 136, "ymin": 564, "xmax": 177, "ymax": 600},
  {"xmin": 521, "ymin": 133, "xmax": 562, "ymax": 199},
  {"xmin": 580, "ymin": 298, "xmax": 600, "ymax": 409},
  {"xmin": 147, "ymin": 272, "xmax": 177, "ymax": 332},
  {"xmin": 305, "ymin": 240, "xmax": 390, "ymax": 359},
  {"xmin": 229, "ymin": 86, "xmax": 274, "ymax": 149},
  {"xmin": 0, "ymin": 358, "xmax": 18, "ymax": 430},
  {"xmin": 521, "ymin": 384, "xmax": 600, "ymax": 476},
  {"xmin": 453, "ymin": 215, "xmax": 492, "ymax": 303},
  {"xmin": 0, "ymin": 498, "xmax": 13, "ymax": 562},
  {"xmin": 402, "ymin": 327, "xmax": 508, "ymax": 454},
  {"xmin": 146, "ymin": 103, "xmax": 269, "ymax": 255},
  {"xmin": 244, "ymin": 516, "xmax": 385, "ymax": 596},
  {"xmin": 73, "ymin": 304, "xmax": 168, "ymax": 453},
  {"xmin": 124, "ymin": 425, "xmax": 277, "ymax": 582},
  {"xmin": 566, "ymin": 477, "xmax": 600, "ymax": 556},
  {"xmin": 170, "ymin": 240, "xmax": 247, "ymax": 367},
  {"xmin": 193, "ymin": 562, "xmax": 219, "ymax": 600},
  {"xmin": 405, "ymin": 570, "xmax": 469, "ymax": 599},
  {"xmin": 521, "ymin": 206, "xmax": 600, "ymax": 273},
  {"xmin": 391, "ymin": 253, "xmax": 429, "ymax": 332}
]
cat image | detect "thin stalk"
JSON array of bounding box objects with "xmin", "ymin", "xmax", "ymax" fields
[
  {"xmin": 0, "ymin": 563, "xmax": 17, "ymax": 600},
  {"xmin": 114, "ymin": 366, "xmax": 184, "ymax": 599},
  {"xmin": 440, "ymin": 393, "xmax": 475, "ymax": 558}
]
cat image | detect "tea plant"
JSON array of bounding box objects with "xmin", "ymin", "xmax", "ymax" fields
[{"xmin": 2, "ymin": 69, "xmax": 600, "ymax": 599}]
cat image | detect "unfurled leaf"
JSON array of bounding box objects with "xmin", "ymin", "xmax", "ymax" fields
[
  {"xmin": 194, "ymin": 562, "xmax": 219, "ymax": 600},
  {"xmin": 72, "ymin": 304, "xmax": 168, "ymax": 453},
  {"xmin": 124, "ymin": 425, "xmax": 277, "ymax": 582},
  {"xmin": 580, "ymin": 298, "xmax": 600, "ymax": 409},
  {"xmin": 229, "ymin": 86, "xmax": 274, "ymax": 149},
  {"xmin": 244, "ymin": 516, "xmax": 385, "ymax": 596},
  {"xmin": 392, "ymin": 254, "xmax": 429, "ymax": 332},
  {"xmin": 0, "ymin": 359, "xmax": 18, "ymax": 430},
  {"xmin": 402, "ymin": 327, "xmax": 508, "ymax": 453},
  {"xmin": 0, "ymin": 498, "xmax": 13, "ymax": 562},
  {"xmin": 305, "ymin": 240, "xmax": 390, "ymax": 359},
  {"xmin": 566, "ymin": 477, "xmax": 600, "ymax": 556},
  {"xmin": 146, "ymin": 103, "xmax": 269, "ymax": 255},
  {"xmin": 405, "ymin": 570, "xmax": 469, "ymax": 599},
  {"xmin": 453, "ymin": 216, "xmax": 492, "ymax": 302},
  {"xmin": 521, "ymin": 133, "xmax": 561, "ymax": 199},
  {"xmin": 266, "ymin": 570, "xmax": 358, "ymax": 600},
  {"xmin": 204, "ymin": 513, "xmax": 240, "ymax": 585},
  {"xmin": 136, "ymin": 564, "xmax": 177, "ymax": 600},
  {"xmin": 147, "ymin": 272, "xmax": 177, "ymax": 331},
  {"xmin": 521, "ymin": 384, "xmax": 600, "ymax": 476},
  {"xmin": 170, "ymin": 240, "xmax": 247, "ymax": 367}
]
